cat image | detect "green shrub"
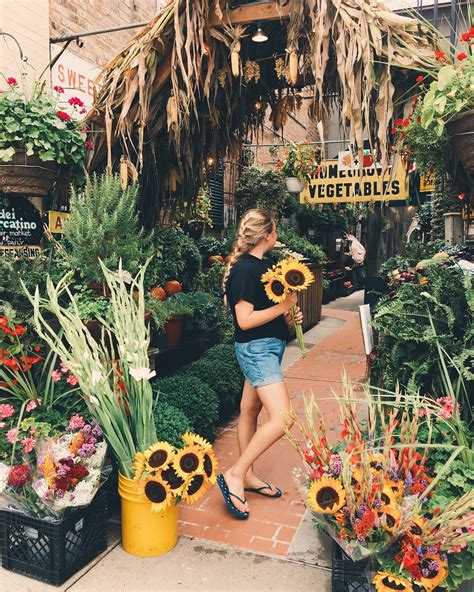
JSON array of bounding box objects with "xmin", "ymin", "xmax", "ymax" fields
[
  {"xmin": 145, "ymin": 227, "xmax": 186, "ymax": 289},
  {"xmin": 185, "ymin": 353, "xmax": 243, "ymax": 421},
  {"xmin": 170, "ymin": 291, "xmax": 221, "ymax": 338},
  {"xmin": 203, "ymin": 343, "xmax": 241, "ymax": 374},
  {"xmin": 275, "ymin": 226, "xmax": 326, "ymax": 264},
  {"xmin": 196, "ymin": 236, "xmax": 227, "ymax": 262},
  {"xmin": 235, "ymin": 167, "xmax": 289, "ymax": 217},
  {"xmin": 152, "ymin": 374, "xmax": 219, "ymax": 441},
  {"xmin": 179, "ymin": 234, "xmax": 202, "ymax": 290},
  {"xmin": 153, "ymin": 401, "xmax": 193, "ymax": 449}
]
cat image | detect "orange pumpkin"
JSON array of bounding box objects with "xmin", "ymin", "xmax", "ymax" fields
[
  {"xmin": 164, "ymin": 280, "xmax": 182, "ymax": 296},
  {"xmin": 224, "ymin": 255, "xmax": 232, "ymax": 265},
  {"xmin": 133, "ymin": 290, "xmax": 140, "ymax": 301},
  {"xmin": 149, "ymin": 285, "xmax": 166, "ymax": 301},
  {"xmin": 208, "ymin": 255, "xmax": 224, "ymax": 266}
]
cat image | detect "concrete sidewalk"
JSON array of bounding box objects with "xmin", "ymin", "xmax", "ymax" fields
[{"xmin": 0, "ymin": 292, "xmax": 365, "ymax": 592}]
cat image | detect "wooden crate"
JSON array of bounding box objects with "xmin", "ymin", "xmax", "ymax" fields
[{"xmin": 289, "ymin": 263, "xmax": 323, "ymax": 337}]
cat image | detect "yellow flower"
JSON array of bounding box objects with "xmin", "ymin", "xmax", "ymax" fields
[
  {"xmin": 161, "ymin": 464, "xmax": 186, "ymax": 496},
  {"xmin": 306, "ymin": 477, "xmax": 346, "ymax": 514},
  {"xmin": 377, "ymin": 505, "xmax": 401, "ymax": 532},
  {"xmin": 174, "ymin": 445, "xmax": 204, "ymax": 480},
  {"xmin": 408, "ymin": 515, "xmax": 426, "ymax": 536},
  {"xmin": 419, "ymin": 554, "xmax": 448, "ymax": 591},
  {"xmin": 140, "ymin": 476, "xmax": 173, "ymax": 513},
  {"xmin": 380, "ymin": 485, "xmax": 397, "ymax": 508},
  {"xmin": 263, "ymin": 276, "xmax": 288, "ymax": 303},
  {"xmin": 144, "ymin": 441, "xmax": 175, "ymax": 473},
  {"xmin": 181, "ymin": 432, "xmax": 212, "ymax": 451},
  {"xmin": 279, "ymin": 258, "xmax": 315, "ymax": 291},
  {"xmin": 132, "ymin": 451, "xmax": 146, "ymax": 481},
  {"xmin": 367, "ymin": 453, "xmax": 385, "ymax": 473},
  {"xmin": 38, "ymin": 453, "xmax": 57, "ymax": 487},
  {"xmin": 373, "ymin": 572, "xmax": 413, "ymax": 592},
  {"xmin": 202, "ymin": 448, "xmax": 218, "ymax": 485},
  {"xmin": 181, "ymin": 473, "xmax": 209, "ymax": 504},
  {"xmin": 385, "ymin": 478, "xmax": 403, "ymax": 498}
]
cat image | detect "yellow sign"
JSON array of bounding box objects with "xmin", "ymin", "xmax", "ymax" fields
[
  {"xmin": 0, "ymin": 245, "xmax": 41, "ymax": 259},
  {"xmin": 300, "ymin": 160, "xmax": 408, "ymax": 204},
  {"xmin": 420, "ymin": 170, "xmax": 436, "ymax": 192},
  {"xmin": 48, "ymin": 210, "xmax": 70, "ymax": 233}
]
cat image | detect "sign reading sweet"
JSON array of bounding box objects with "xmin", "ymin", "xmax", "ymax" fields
[{"xmin": 300, "ymin": 160, "xmax": 408, "ymax": 204}]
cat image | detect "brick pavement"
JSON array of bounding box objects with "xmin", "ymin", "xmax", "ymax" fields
[{"xmin": 178, "ymin": 307, "xmax": 365, "ymax": 557}]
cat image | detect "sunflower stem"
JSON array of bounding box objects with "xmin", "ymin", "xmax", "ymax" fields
[{"xmin": 291, "ymin": 304, "xmax": 306, "ymax": 358}]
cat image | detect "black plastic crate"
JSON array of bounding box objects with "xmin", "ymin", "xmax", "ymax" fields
[
  {"xmin": 332, "ymin": 542, "xmax": 375, "ymax": 592},
  {"xmin": 0, "ymin": 490, "xmax": 107, "ymax": 586}
]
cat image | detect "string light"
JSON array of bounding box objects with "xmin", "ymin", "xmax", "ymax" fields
[{"xmin": 206, "ymin": 156, "xmax": 215, "ymax": 166}]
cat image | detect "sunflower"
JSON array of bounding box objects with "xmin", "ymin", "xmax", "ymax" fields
[
  {"xmin": 385, "ymin": 478, "xmax": 404, "ymax": 498},
  {"xmin": 202, "ymin": 448, "xmax": 218, "ymax": 485},
  {"xmin": 263, "ymin": 276, "xmax": 288, "ymax": 304},
  {"xmin": 181, "ymin": 432, "xmax": 212, "ymax": 451},
  {"xmin": 174, "ymin": 445, "xmax": 204, "ymax": 480},
  {"xmin": 380, "ymin": 485, "xmax": 398, "ymax": 507},
  {"xmin": 368, "ymin": 453, "xmax": 385, "ymax": 473},
  {"xmin": 161, "ymin": 464, "xmax": 186, "ymax": 496},
  {"xmin": 140, "ymin": 477, "xmax": 173, "ymax": 512},
  {"xmin": 373, "ymin": 572, "xmax": 413, "ymax": 592},
  {"xmin": 418, "ymin": 554, "xmax": 447, "ymax": 591},
  {"xmin": 144, "ymin": 441, "xmax": 175, "ymax": 473},
  {"xmin": 132, "ymin": 451, "xmax": 146, "ymax": 481},
  {"xmin": 181, "ymin": 473, "xmax": 208, "ymax": 504},
  {"xmin": 408, "ymin": 515, "xmax": 426, "ymax": 536},
  {"xmin": 377, "ymin": 505, "xmax": 401, "ymax": 532},
  {"xmin": 279, "ymin": 259, "xmax": 315, "ymax": 291},
  {"xmin": 307, "ymin": 477, "xmax": 346, "ymax": 514},
  {"xmin": 351, "ymin": 467, "xmax": 362, "ymax": 492}
]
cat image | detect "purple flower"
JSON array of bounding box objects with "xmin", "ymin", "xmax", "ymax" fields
[
  {"xmin": 91, "ymin": 421, "xmax": 102, "ymax": 439},
  {"xmin": 426, "ymin": 546, "xmax": 439, "ymax": 554},
  {"xmin": 77, "ymin": 443, "xmax": 96, "ymax": 457},
  {"xmin": 422, "ymin": 568, "xmax": 430, "ymax": 577},
  {"xmin": 373, "ymin": 499, "xmax": 382, "ymax": 510},
  {"xmin": 428, "ymin": 560, "xmax": 439, "ymax": 572}
]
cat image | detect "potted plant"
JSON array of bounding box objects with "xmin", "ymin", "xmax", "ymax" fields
[
  {"xmin": 161, "ymin": 299, "xmax": 193, "ymax": 347},
  {"xmin": 0, "ymin": 78, "xmax": 88, "ymax": 195},
  {"xmin": 271, "ymin": 142, "xmax": 320, "ymax": 193},
  {"xmin": 418, "ymin": 32, "xmax": 474, "ymax": 174}
]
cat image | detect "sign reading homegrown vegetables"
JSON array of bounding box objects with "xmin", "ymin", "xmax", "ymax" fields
[
  {"xmin": 300, "ymin": 160, "xmax": 408, "ymax": 204},
  {"xmin": 0, "ymin": 195, "xmax": 43, "ymax": 258}
]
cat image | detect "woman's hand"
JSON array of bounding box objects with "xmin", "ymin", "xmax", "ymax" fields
[
  {"xmin": 279, "ymin": 292, "xmax": 298, "ymax": 313},
  {"xmin": 284, "ymin": 306, "xmax": 303, "ymax": 326}
]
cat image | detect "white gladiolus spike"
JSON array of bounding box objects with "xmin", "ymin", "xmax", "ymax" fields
[{"xmin": 129, "ymin": 367, "xmax": 156, "ymax": 381}]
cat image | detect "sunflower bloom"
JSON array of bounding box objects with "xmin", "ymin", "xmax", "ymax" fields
[
  {"xmin": 307, "ymin": 477, "xmax": 346, "ymax": 514},
  {"xmin": 181, "ymin": 473, "xmax": 208, "ymax": 504},
  {"xmin": 419, "ymin": 554, "xmax": 448, "ymax": 591},
  {"xmin": 144, "ymin": 441, "xmax": 175, "ymax": 473},
  {"xmin": 132, "ymin": 451, "xmax": 146, "ymax": 481},
  {"xmin": 181, "ymin": 432, "xmax": 212, "ymax": 451},
  {"xmin": 373, "ymin": 572, "xmax": 413, "ymax": 592},
  {"xmin": 367, "ymin": 453, "xmax": 385, "ymax": 473},
  {"xmin": 380, "ymin": 485, "xmax": 397, "ymax": 508},
  {"xmin": 377, "ymin": 505, "xmax": 401, "ymax": 532},
  {"xmin": 279, "ymin": 258, "xmax": 315, "ymax": 291},
  {"xmin": 385, "ymin": 478, "xmax": 403, "ymax": 498},
  {"xmin": 174, "ymin": 445, "xmax": 204, "ymax": 480},
  {"xmin": 263, "ymin": 276, "xmax": 288, "ymax": 304},
  {"xmin": 202, "ymin": 449, "xmax": 218, "ymax": 485},
  {"xmin": 140, "ymin": 477, "xmax": 173, "ymax": 512},
  {"xmin": 161, "ymin": 464, "xmax": 186, "ymax": 496}
]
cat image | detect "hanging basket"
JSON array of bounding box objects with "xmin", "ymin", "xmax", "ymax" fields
[
  {"xmin": 445, "ymin": 109, "xmax": 474, "ymax": 175},
  {"xmin": 0, "ymin": 151, "xmax": 58, "ymax": 196},
  {"xmin": 286, "ymin": 177, "xmax": 306, "ymax": 193}
]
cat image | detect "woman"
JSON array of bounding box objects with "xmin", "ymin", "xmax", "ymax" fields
[{"xmin": 217, "ymin": 208, "xmax": 302, "ymax": 520}]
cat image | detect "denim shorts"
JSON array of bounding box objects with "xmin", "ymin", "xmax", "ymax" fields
[{"xmin": 234, "ymin": 337, "xmax": 286, "ymax": 388}]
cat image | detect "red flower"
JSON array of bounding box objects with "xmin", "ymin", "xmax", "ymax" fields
[
  {"xmin": 395, "ymin": 118, "xmax": 403, "ymax": 126},
  {"xmin": 457, "ymin": 52, "xmax": 468, "ymax": 61},
  {"xmin": 6, "ymin": 77, "xmax": 17, "ymax": 86},
  {"xmin": 68, "ymin": 96, "xmax": 84, "ymax": 107},
  {"xmin": 416, "ymin": 75, "xmax": 424, "ymax": 83},
  {"xmin": 55, "ymin": 475, "xmax": 71, "ymax": 491},
  {"xmin": 388, "ymin": 146, "xmax": 394, "ymax": 154},
  {"xmin": 33, "ymin": 345, "xmax": 41, "ymax": 352},
  {"xmin": 79, "ymin": 108, "xmax": 87, "ymax": 115},
  {"xmin": 390, "ymin": 127, "xmax": 397, "ymax": 136},
  {"xmin": 70, "ymin": 464, "xmax": 89, "ymax": 480},
  {"xmin": 417, "ymin": 116, "xmax": 421, "ymax": 123},
  {"xmin": 84, "ymin": 140, "xmax": 94, "ymax": 150},
  {"xmin": 435, "ymin": 50, "xmax": 446, "ymax": 61},
  {"xmin": 403, "ymin": 119, "xmax": 410, "ymax": 128},
  {"xmin": 8, "ymin": 464, "xmax": 31, "ymax": 488},
  {"xmin": 53, "ymin": 85, "xmax": 64, "ymax": 93},
  {"xmin": 56, "ymin": 111, "xmax": 71, "ymax": 122}
]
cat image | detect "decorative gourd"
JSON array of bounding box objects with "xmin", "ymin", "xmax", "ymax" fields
[
  {"xmin": 149, "ymin": 285, "xmax": 166, "ymax": 301},
  {"xmin": 164, "ymin": 280, "xmax": 182, "ymax": 296}
]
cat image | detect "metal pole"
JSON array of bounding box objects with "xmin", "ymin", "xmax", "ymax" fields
[
  {"xmin": 450, "ymin": 0, "xmax": 458, "ymax": 50},
  {"xmin": 50, "ymin": 21, "xmax": 148, "ymax": 44},
  {"xmin": 433, "ymin": 0, "xmax": 439, "ymax": 27}
]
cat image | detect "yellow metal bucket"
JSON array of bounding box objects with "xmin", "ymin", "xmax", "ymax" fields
[{"xmin": 118, "ymin": 473, "xmax": 178, "ymax": 557}]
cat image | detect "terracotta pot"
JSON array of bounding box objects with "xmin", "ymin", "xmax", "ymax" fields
[
  {"xmin": 285, "ymin": 177, "xmax": 305, "ymax": 193},
  {"xmin": 445, "ymin": 109, "xmax": 474, "ymax": 175},
  {"xmin": 164, "ymin": 316, "xmax": 183, "ymax": 347},
  {"xmin": 0, "ymin": 150, "xmax": 58, "ymax": 196},
  {"xmin": 87, "ymin": 282, "xmax": 110, "ymax": 298}
]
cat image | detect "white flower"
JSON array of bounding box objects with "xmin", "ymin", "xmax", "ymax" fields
[
  {"xmin": 0, "ymin": 463, "xmax": 9, "ymax": 493},
  {"xmin": 91, "ymin": 370, "xmax": 103, "ymax": 386},
  {"xmin": 129, "ymin": 367, "xmax": 156, "ymax": 381},
  {"xmin": 89, "ymin": 396, "xmax": 99, "ymax": 406},
  {"xmin": 116, "ymin": 269, "xmax": 133, "ymax": 284}
]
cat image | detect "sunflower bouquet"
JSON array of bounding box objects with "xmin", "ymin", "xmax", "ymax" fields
[
  {"xmin": 132, "ymin": 433, "xmax": 217, "ymax": 511},
  {"xmin": 261, "ymin": 257, "xmax": 314, "ymax": 356}
]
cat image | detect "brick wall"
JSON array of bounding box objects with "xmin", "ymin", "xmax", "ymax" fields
[{"xmin": 49, "ymin": 0, "xmax": 158, "ymax": 68}]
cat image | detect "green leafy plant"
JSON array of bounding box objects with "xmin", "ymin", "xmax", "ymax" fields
[
  {"xmin": 178, "ymin": 233, "xmax": 202, "ymax": 290},
  {"xmin": 170, "ymin": 291, "xmax": 222, "ymax": 338},
  {"xmin": 196, "ymin": 236, "xmax": 226, "ymax": 261},
  {"xmin": 271, "ymin": 142, "xmax": 320, "ymax": 181},
  {"xmin": 235, "ymin": 166, "xmax": 289, "ymax": 216},
  {"xmin": 152, "ymin": 374, "xmax": 219, "ymax": 442},
  {"xmin": 70, "ymin": 285, "xmax": 111, "ymax": 321},
  {"xmin": 0, "ymin": 78, "xmax": 87, "ymax": 180},
  {"xmin": 153, "ymin": 401, "xmax": 193, "ymax": 449},
  {"xmin": 276, "ymin": 226, "xmax": 326, "ymax": 264},
  {"xmin": 63, "ymin": 173, "xmax": 150, "ymax": 284}
]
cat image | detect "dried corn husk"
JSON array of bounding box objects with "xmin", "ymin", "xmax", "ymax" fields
[
  {"xmin": 289, "ymin": 49, "xmax": 298, "ymax": 85},
  {"xmin": 167, "ymin": 94, "xmax": 178, "ymax": 131},
  {"xmin": 231, "ymin": 41, "xmax": 241, "ymax": 77},
  {"xmin": 119, "ymin": 156, "xmax": 128, "ymax": 190}
]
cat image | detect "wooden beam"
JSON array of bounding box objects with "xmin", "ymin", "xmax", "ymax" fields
[{"xmin": 210, "ymin": 2, "xmax": 291, "ymax": 26}]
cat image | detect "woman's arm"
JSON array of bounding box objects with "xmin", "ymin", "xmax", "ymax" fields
[{"xmin": 235, "ymin": 292, "xmax": 297, "ymax": 331}]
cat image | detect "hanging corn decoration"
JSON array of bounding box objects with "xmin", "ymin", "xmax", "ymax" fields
[
  {"xmin": 289, "ymin": 47, "xmax": 298, "ymax": 86},
  {"xmin": 169, "ymin": 168, "xmax": 178, "ymax": 193},
  {"xmin": 119, "ymin": 156, "xmax": 128, "ymax": 190},
  {"xmin": 230, "ymin": 40, "xmax": 241, "ymax": 77},
  {"xmin": 167, "ymin": 93, "xmax": 178, "ymax": 131}
]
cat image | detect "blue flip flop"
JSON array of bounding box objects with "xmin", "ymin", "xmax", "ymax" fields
[
  {"xmin": 244, "ymin": 482, "xmax": 282, "ymax": 499},
  {"xmin": 216, "ymin": 474, "xmax": 249, "ymax": 520}
]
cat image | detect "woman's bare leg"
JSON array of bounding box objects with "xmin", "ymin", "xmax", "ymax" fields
[{"xmin": 224, "ymin": 380, "xmax": 293, "ymax": 513}]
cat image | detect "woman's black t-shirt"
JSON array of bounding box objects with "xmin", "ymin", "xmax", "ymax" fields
[{"xmin": 226, "ymin": 253, "xmax": 289, "ymax": 343}]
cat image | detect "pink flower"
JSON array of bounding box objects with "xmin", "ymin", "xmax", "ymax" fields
[
  {"xmin": 66, "ymin": 374, "xmax": 79, "ymax": 386},
  {"xmin": 6, "ymin": 428, "xmax": 18, "ymax": 444},
  {"xmin": 26, "ymin": 400, "xmax": 38, "ymax": 412},
  {"xmin": 51, "ymin": 369, "xmax": 62, "ymax": 382},
  {"xmin": 0, "ymin": 403, "xmax": 15, "ymax": 419},
  {"xmin": 21, "ymin": 437, "xmax": 36, "ymax": 453},
  {"xmin": 53, "ymin": 85, "xmax": 64, "ymax": 93},
  {"xmin": 60, "ymin": 361, "xmax": 69, "ymax": 374},
  {"xmin": 56, "ymin": 110, "xmax": 71, "ymax": 122},
  {"xmin": 435, "ymin": 396, "xmax": 460, "ymax": 420},
  {"xmin": 80, "ymin": 108, "xmax": 87, "ymax": 114},
  {"xmin": 464, "ymin": 513, "xmax": 474, "ymax": 533},
  {"xmin": 68, "ymin": 96, "xmax": 84, "ymax": 107},
  {"xmin": 68, "ymin": 414, "xmax": 85, "ymax": 431},
  {"xmin": 6, "ymin": 77, "xmax": 17, "ymax": 86},
  {"xmin": 0, "ymin": 422, "xmax": 5, "ymax": 429}
]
